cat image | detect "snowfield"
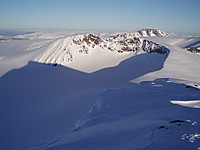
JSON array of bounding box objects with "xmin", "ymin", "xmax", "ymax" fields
[
  {"xmin": 44, "ymin": 79, "xmax": 200, "ymax": 150},
  {"xmin": 0, "ymin": 29, "xmax": 200, "ymax": 150}
]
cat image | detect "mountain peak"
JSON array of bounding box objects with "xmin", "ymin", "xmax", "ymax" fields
[
  {"xmin": 110, "ymin": 28, "xmax": 171, "ymax": 42},
  {"xmin": 36, "ymin": 32, "xmax": 169, "ymax": 72},
  {"xmin": 72, "ymin": 33, "xmax": 102, "ymax": 46},
  {"xmin": 137, "ymin": 28, "xmax": 171, "ymax": 37}
]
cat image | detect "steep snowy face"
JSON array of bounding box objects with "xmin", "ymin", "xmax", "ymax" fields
[
  {"xmin": 111, "ymin": 28, "xmax": 171, "ymax": 41},
  {"xmin": 36, "ymin": 33, "xmax": 168, "ymax": 70}
]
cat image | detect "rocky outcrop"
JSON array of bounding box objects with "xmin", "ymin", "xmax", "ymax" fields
[
  {"xmin": 71, "ymin": 33, "xmax": 168, "ymax": 54},
  {"xmin": 37, "ymin": 31, "xmax": 169, "ymax": 67},
  {"xmin": 186, "ymin": 44, "xmax": 200, "ymax": 55}
]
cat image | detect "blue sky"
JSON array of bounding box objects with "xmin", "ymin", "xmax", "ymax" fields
[{"xmin": 0, "ymin": 0, "xmax": 200, "ymax": 34}]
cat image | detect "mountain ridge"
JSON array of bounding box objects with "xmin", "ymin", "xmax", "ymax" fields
[
  {"xmin": 35, "ymin": 30, "xmax": 169, "ymax": 73},
  {"xmin": 109, "ymin": 28, "xmax": 171, "ymax": 41}
]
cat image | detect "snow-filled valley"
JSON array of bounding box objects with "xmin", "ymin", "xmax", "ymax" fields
[{"xmin": 0, "ymin": 29, "xmax": 200, "ymax": 150}]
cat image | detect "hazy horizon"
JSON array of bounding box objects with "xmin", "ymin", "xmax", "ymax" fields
[{"xmin": 0, "ymin": 0, "xmax": 200, "ymax": 35}]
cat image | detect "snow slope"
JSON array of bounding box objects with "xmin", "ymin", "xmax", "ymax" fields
[
  {"xmin": 0, "ymin": 30, "xmax": 86, "ymax": 76},
  {"xmin": 0, "ymin": 29, "xmax": 200, "ymax": 150},
  {"xmin": 35, "ymin": 33, "xmax": 168, "ymax": 73},
  {"xmin": 0, "ymin": 32, "xmax": 169, "ymax": 150},
  {"xmin": 41, "ymin": 79, "xmax": 200, "ymax": 150},
  {"xmin": 0, "ymin": 30, "xmax": 168, "ymax": 76},
  {"xmin": 35, "ymin": 32, "xmax": 200, "ymax": 150},
  {"xmin": 133, "ymin": 37, "xmax": 200, "ymax": 84},
  {"xmin": 0, "ymin": 52, "xmax": 168, "ymax": 150}
]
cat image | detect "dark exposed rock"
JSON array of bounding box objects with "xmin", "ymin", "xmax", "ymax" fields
[
  {"xmin": 73, "ymin": 34, "xmax": 103, "ymax": 46},
  {"xmin": 52, "ymin": 63, "xmax": 58, "ymax": 66},
  {"xmin": 83, "ymin": 34, "xmax": 103, "ymax": 45},
  {"xmin": 72, "ymin": 33, "xmax": 168, "ymax": 55},
  {"xmin": 186, "ymin": 85, "xmax": 192, "ymax": 88},
  {"xmin": 186, "ymin": 44, "xmax": 200, "ymax": 54},
  {"xmin": 142, "ymin": 40, "xmax": 168, "ymax": 54},
  {"xmin": 158, "ymin": 126, "xmax": 168, "ymax": 129},
  {"xmin": 117, "ymin": 50, "xmax": 123, "ymax": 53},
  {"xmin": 116, "ymin": 38, "xmax": 141, "ymax": 52},
  {"xmin": 159, "ymin": 126, "xmax": 165, "ymax": 129},
  {"xmin": 79, "ymin": 45, "xmax": 89, "ymax": 54},
  {"xmin": 170, "ymin": 120, "xmax": 185, "ymax": 123},
  {"xmin": 73, "ymin": 38, "xmax": 82, "ymax": 45},
  {"xmin": 186, "ymin": 85, "xmax": 199, "ymax": 90},
  {"xmin": 66, "ymin": 50, "xmax": 73, "ymax": 62}
]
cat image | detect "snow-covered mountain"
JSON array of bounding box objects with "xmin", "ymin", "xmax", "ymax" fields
[
  {"xmin": 0, "ymin": 29, "xmax": 200, "ymax": 150},
  {"xmin": 109, "ymin": 28, "xmax": 171, "ymax": 42},
  {"xmin": 136, "ymin": 28, "xmax": 171, "ymax": 37},
  {"xmin": 36, "ymin": 33, "xmax": 168, "ymax": 72}
]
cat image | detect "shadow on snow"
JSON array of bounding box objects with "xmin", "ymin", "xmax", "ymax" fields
[{"xmin": 0, "ymin": 52, "xmax": 168, "ymax": 150}]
